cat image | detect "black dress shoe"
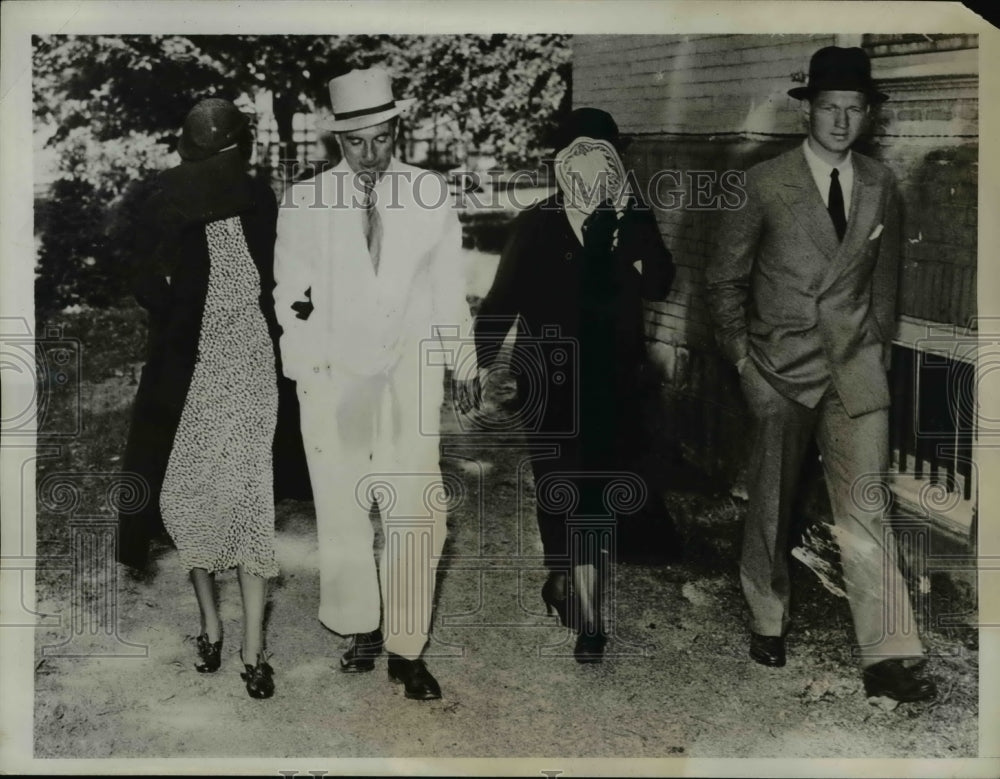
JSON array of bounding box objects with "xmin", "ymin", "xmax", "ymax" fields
[
  {"xmin": 749, "ymin": 632, "xmax": 786, "ymax": 667},
  {"xmin": 387, "ymin": 654, "xmax": 442, "ymax": 700},
  {"xmin": 863, "ymin": 659, "xmax": 937, "ymax": 702},
  {"xmin": 339, "ymin": 628, "xmax": 383, "ymax": 673},
  {"xmin": 194, "ymin": 633, "xmax": 222, "ymax": 673},
  {"xmin": 574, "ymin": 630, "xmax": 607, "ymax": 664},
  {"xmin": 240, "ymin": 652, "xmax": 275, "ymax": 700}
]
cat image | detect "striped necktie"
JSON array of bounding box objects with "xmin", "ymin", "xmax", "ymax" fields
[{"xmin": 361, "ymin": 178, "xmax": 382, "ymax": 273}]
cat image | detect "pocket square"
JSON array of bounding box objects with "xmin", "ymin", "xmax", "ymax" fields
[{"xmin": 868, "ymin": 224, "xmax": 884, "ymax": 241}]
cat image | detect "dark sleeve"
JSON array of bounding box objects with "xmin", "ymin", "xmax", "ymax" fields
[
  {"xmin": 248, "ymin": 179, "xmax": 282, "ymax": 345},
  {"xmin": 129, "ymin": 186, "xmax": 174, "ymax": 318},
  {"xmin": 614, "ymin": 200, "xmax": 675, "ymax": 301},
  {"xmin": 247, "ymin": 177, "xmax": 278, "ymax": 277},
  {"xmin": 473, "ymin": 207, "xmax": 536, "ymax": 368}
]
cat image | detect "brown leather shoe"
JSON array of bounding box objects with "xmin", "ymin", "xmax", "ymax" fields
[
  {"xmin": 863, "ymin": 659, "xmax": 937, "ymax": 702},
  {"xmin": 339, "ymin": 628, "xmax": 383, "ymax": 673},
  {"xmin": 749, "ymin": 632, "xmax": 786, "ymax": 667}
]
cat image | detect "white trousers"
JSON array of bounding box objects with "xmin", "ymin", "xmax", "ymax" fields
[{"xmin": 296, "ymin": 350, "xmax": 447, "ymax": 659}]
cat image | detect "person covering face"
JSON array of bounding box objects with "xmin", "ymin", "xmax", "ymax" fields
[{"xmin": 473, "ymin": 107, "xmax": 679, "ymax": 664}]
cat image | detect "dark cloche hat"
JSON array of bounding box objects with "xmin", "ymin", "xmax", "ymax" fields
[
  {"xmin": 788, "ymin": 46, "xmax": 889, "ymax": 104},
  {"xmin": 550, "ymin": 107, "xmax": 630, "ymax": 152},
  {"xmin": 177, "ymin": 98, "xmax": 250, "ymax": 162}
]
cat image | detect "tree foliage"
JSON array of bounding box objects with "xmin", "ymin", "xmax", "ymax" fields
[
  {"xmin": 32, "ymin": 35, "xmax": 352, "ymax": 149},
  {"xmin": 32, "ymin": 34, "xmax": 570, "ymax": 311},
  {"xmin": 382, "ymin": 34, "xmax": 572, "ymax": 168},
  {"xmin": 33, "ymin": 33, "xmax": 570, "ymax": 163},
  {"xmin": 34, "ymin": 35, "xmax": 229, "ymax": 144}
]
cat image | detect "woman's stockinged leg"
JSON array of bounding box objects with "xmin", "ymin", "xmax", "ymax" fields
[
  {"xmin": 190, "ymin": 568, "xmax": 221, "ymax": 642},
  {"xmin": 236, "ymin": 565, "xmax": 275, "ymax": 699},
  {"xmin": 191, "ymin": 567, "xmax": 223, "ymax": 673},
  {"xmin": 237, "ymin": 566, "xmax": 267, "ymax": 661}
]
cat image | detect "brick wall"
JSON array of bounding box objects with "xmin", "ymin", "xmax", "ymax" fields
[
  {"xmin": 874, "ymin": 66, "xmax": 978, "ymax": 327},
  {"xmin": 572, "ymin": 34, "xmax": 979, "ymax": 482}
]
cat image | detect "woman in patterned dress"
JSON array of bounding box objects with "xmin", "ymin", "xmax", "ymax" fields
[{"xmin": 118, "ymin": 99, "xmax": 280, "ymax": 699}]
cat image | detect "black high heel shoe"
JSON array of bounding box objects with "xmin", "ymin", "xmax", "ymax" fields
[
  {"xmin": 240, "ymin": 651, "xmax": 275, "ymax": 699},
  {"xmin": 194, "ymin": 633, "xmax": 222, "ymax": 673},
  {"xmin": 541, "ymin": 572, "xmax": 570, "ymax": 628}
]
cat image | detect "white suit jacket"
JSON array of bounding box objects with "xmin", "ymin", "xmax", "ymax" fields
[{"xmin": 274, "ymin": 159, "xmax": 475, "ymax": 382}]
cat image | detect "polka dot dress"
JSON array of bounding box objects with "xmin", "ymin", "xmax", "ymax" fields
[{"xmin": 160, "ymin": 216, "xmax": 279, "ymax": 578}]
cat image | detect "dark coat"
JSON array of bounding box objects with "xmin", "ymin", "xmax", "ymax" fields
[
  {"xmin": 117, "ymin": 151, "xmax": 309, "ymax": 570},
  {"xmin": 474, "ymin": 193, "xmax": 675, "ymax": 461},
  {"xmin": 474, "ymin": 194, "xmax": 681, "ymax": 562}
]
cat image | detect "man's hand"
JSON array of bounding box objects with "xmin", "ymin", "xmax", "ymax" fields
[
  {"xmin": 613, "ymin": 198, "xmax": 645, "ymax": 262},
  {"xmin": 290, "ymin": 286, "xmax": 314, "ymax": 320},
  {"xmin": 453, "ymin": 374, "xmax": 483, "ymax": 415}
]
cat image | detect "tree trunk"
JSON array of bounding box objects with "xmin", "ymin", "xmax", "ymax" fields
[{"xmin": 272, "ymin": 90, "xmax": 298, "ymax": 175}]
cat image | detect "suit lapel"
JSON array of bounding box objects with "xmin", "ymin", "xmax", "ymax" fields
[
  {"xmin": 776, "ymin": 147, "xmax": 841, "ymax": 259},
  {"xmin": 843, "ymin": 154, "xmax": 880, "ymax": 248},
  {"xmin": 819, "ymin": 154, "xmax": 882, "ymax": 292}
]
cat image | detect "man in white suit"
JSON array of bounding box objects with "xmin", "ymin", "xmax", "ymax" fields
[{"xmin": 274, "ymin": 67, "xmax": 480, "ymax": 700}]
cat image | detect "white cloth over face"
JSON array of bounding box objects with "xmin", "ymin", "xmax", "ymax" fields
[
  {"xmin": 555, "ymin": 136, "xmax": 629, "ymax": 244},
  {"xmin": 274, "ymin": 159, "xmax": 475, "ymax": 657}
]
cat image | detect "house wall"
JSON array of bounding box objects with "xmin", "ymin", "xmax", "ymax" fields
[{"xmin": 572, "ymin": 34, "xmax": 979, "ymax": 485}]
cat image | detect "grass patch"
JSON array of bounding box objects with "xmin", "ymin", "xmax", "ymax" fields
[{"xmin": 35, "ymin": 305, "xmax": 148, "ymax": 601}]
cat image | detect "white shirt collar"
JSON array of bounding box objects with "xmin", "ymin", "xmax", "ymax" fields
[{"xmin": 802, "ymin": 139, "xmax": 854, "ymax": 210}]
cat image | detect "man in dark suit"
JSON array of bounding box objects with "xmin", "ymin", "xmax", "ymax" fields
[{"xmin": 706, "ymin": 46, "xmax": 936, "ymax": 702}]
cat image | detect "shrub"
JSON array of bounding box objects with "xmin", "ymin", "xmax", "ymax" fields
[{"xmin": 35, "ymin": 129, "xmax": 172, "ymax": 317}]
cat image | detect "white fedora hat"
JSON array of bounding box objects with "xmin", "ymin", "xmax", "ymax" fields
[{"xmin": 327, "ymin": 67, "xmax": 416, "ymax": 132}]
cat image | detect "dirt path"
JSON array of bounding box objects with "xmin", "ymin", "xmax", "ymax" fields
[{"xmin": 32, "ymin": 373, "xmax": 978, "ymax": 762}]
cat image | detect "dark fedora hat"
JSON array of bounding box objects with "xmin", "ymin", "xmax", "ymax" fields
[
  {"xmin": 549, "ymin": 107, "xmax": 631, "ymax": 152},
  {"xmin": 788, "ymin": 46, "xmax": 888, "ymax": 104},
  {"xmin": 177, "ymin": 98, "xmax": 250, "ymax": 161}
]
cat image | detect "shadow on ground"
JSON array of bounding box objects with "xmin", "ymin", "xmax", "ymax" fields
[{"xmin": 32, "ymin": 360, "xmax": 978, "ymax": 761}]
